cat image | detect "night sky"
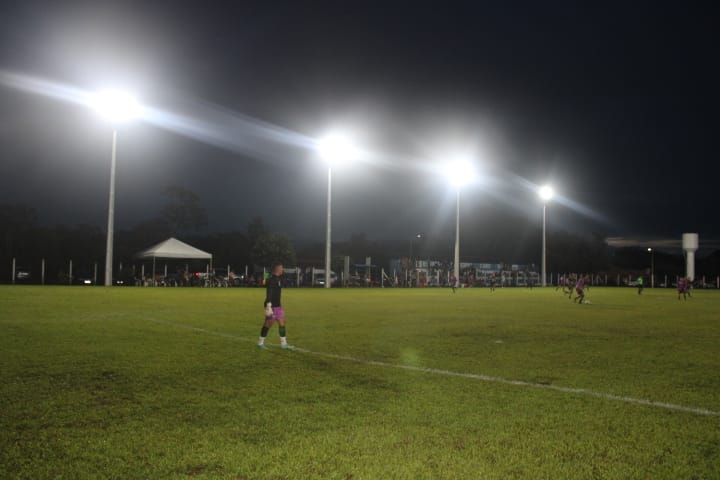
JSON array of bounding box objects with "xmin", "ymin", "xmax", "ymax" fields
[{"xmin": 1, "ymin": 1, "xmax": 718, "ymax": 248}]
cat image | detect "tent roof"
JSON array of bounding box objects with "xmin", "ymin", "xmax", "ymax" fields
[{"xmin": 135, "ymin": 237, "xmax": 212, "ymax": 260}]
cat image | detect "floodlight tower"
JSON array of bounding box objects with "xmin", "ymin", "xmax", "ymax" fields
[
  {"xmin": 682, "ymin": 233, "xmax": 699, "ymax": 282},
  {"xmin": 445, "ymin": 159, "xmax": 475, "ymax": 287},
  {"xmin": 88, "ymin": 90, "xmax": 142, "ymax": 286},
  {"xmin": 539, "ymin": 185, "xmax": 554, "ymax": 287},
  {"xmin": 318, "ymin": 133, "xmax": 357, "ymax": 288},
  {"xmin": 647, "ymin": 247, "xmax": 654, "ymax": 288}
]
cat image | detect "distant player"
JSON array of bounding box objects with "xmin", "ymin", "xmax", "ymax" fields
[
  {"xmin": 257, "ymin": 263, "xmax": 294, "ymax": 350},
  {"xmin": 566, "ymin": 274, "xmax": 576, "ymax": 299},
  {"xmin": 573, "ymin": 275, "xmax": 588, "ymax": 304},
  {"xmin": 556, "ymin": 275, "xmax": 564, "ymax": 292},
  {"xmin": 637, "ymin": 276, "xmax": 644, "ymax": 295},
  {"xmin": 450, "ymin": 273, "xmax": 457, "ymax": 293},
  {"xmin": 677, "ymin": 277, "xmax": 689, "ymax": 301},
  {"xmin": 489, "ymin": 274, "xmax": 496, "ymax": 293}
]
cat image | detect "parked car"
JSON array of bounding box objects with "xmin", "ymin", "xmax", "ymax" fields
[
  {"xmin": 72, "ymin": 271, "xmax": 95, "ymax": 285},
  {"xmin": 190, "ymin": 268, "xmax": 229, "ymax": 287},
  {"xmin": 228, "ymin": 271, "xmax": 248, "ymax": 286},
  {"xmin": 15, "ymin": 267, "xmax": 32, "ymax": 282},
  {"xmin": 313, "ymin": 273, "xmax": 337, "ymax": 287},
  {"xmin": 347, "ymin": 275, "xmax": 370, "ymax": 287}
]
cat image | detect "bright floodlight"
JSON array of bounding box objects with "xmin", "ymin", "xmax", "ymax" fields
[
  {"xmin": 88, "ymin": 89, "xmax": 142, "ymax": 123},
  {"xmin": 539, "ymin": 185, "xmax": 554, "ymax": 202},
  {"xmin": 445, "ymin": 158, "xmax": 475, "ymax": 187},
  {"xmin": 318, "ymin": 134, "xmax": 357, "ymax": 164}
]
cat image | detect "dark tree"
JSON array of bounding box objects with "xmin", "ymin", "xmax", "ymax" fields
[
  {"xmin": 192, "ymin": 231, "xmax": 251, "ymax": 269},
  {"xmin": 161, "ymin": 185, "xmax": 208, "ymax": 235},
  {"xmin": 0, "ymin": 203, "xmax": 37, "ymax": 256},
  {"xmin": 250, "ymin": 232, "xmax": 296, "ymax": 268},
  {"xmin": 246, "ymin": 217, "xmax": 268, "ymax": 248}
]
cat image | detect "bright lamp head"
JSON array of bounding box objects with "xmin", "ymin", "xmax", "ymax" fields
[
  {"xmin": 88, "ymin": 89, "xmax": 142, "ymax": 123},
  {"xmin": 539, "ymin": 185, "xmax": 554, "ymax": 202},
  {"xmin": 445, "ymin": 158, "xmax": 475, "ymax": 187},
  {"xmin": 318, "ymin": 133, "xmax": 358, "ymax": 164}
]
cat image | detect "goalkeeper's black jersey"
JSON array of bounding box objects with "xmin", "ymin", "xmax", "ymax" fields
[{"xmin": 264, "ymin": 275, "xmax": 282, "ymax": 307}]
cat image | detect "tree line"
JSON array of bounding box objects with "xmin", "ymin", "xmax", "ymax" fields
[
  {"xmin": 0, "ymin": 186, "xmax": 295, "ymax": 283},
  {"xmin": 2, "ymin": 186, "xmax": 718, "ymax": 284}
]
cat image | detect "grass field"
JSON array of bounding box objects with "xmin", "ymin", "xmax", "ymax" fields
[{"xmin": 1, "ymin": 285, "xmax": 719, "ymax": 479}]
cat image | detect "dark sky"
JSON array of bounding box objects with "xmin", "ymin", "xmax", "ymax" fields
[{"xmin": 1, "ymin": 0, "xmax": 718, "ymax": 247}]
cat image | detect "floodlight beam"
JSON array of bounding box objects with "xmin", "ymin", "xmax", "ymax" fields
[
  {"xmin": 539, "ymin": 185, "xmax": 554, "ymax": 202},
  {"xmin": 318, "ymin": 134, "xmax": 357, "ymax": 165},
  {"xmin": 89, "ymin": 89, "xmax": 142, "ymax": 123},
  {"xmin": 444, "ymin": 158, "xmax": 475, "ymax": 188}
]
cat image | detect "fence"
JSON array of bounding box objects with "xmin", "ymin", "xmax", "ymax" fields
[{"xmin": 6, "ymin": 257, "xmax": 720, "ymax": 289}]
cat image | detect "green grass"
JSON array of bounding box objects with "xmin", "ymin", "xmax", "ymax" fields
[{"xmin": 1, "ymin": 286, "xmax": 719, "ymax": 479}]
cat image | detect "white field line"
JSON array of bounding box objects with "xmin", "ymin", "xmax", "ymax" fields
[{"xmin": 144, "ymin": 317, "xmax": 720, "ymax": 417}]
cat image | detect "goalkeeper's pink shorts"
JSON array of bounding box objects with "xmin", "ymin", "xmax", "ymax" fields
[{"xmin": 265, "ymin": 306, "xmax": 285, "ymax": 325}]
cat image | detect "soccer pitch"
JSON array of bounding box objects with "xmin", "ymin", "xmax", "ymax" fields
[{"xmin": 1, "ymin": 286, "xmax": 718, "ymax": 479}]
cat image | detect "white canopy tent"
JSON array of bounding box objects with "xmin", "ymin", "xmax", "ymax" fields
[
  {"xmin": 135, "ymin": 238, "xmax": 212, "ymax": 285},
  {"xmin": 136, "ymin": 237, "xmax": 212, "ymax": 260}
]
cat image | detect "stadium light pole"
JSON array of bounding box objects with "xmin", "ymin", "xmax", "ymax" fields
[
  {"xmin": 539, "ymin": 185, "xmax": 554, "ymax": 287},
  {"xmin": 648, "ymin": 247, "xmax": 654, "ymax": 288},
  {"xmin": 445, "ymin": 159, "xmax": 475, "ymax": 288},
  {"xmin": 318, "ymin": 134, "xmax": 357, "ymax": 289},
  {"xmin": 409, "ymin": 233, "xmax": 423, "ymax": 287},
  {"xmin": 88, "ymin": 90, "xmax": 142, "ymax": 286}
]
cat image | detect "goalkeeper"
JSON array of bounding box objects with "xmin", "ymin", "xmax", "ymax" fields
[{"xmin": 257, "ymin": 263, "xmax": 294, "ymax": 350}]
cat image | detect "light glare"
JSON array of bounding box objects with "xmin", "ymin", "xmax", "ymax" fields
[
  {"xmin": 445, "ymin": 158, "xmax": 475, "ymax": 187},
  {"xmin": 89, "ymin": 89, "xmax": 142, "ymax": 123},
  {"xmin": 539, "ymin": 185, "xmax": 554, "ymax": 202},
  {"xmin": 318, "ymin": 134, "xmax": 358, "ymax": 164}
]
